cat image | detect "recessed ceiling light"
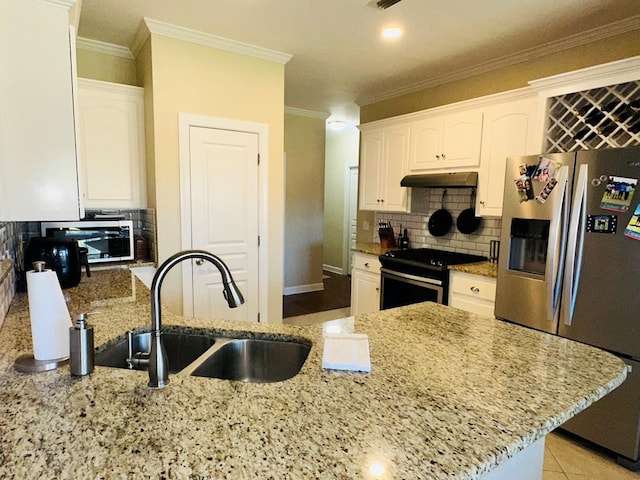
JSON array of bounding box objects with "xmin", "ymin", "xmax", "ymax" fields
[{"xmin": 382, "ymin": 26, "xmax": 403, "ymax": 39}]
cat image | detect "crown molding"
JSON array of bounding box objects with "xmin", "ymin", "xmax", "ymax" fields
[
  {"xmin": 36, "ymin": 0, "xmax": 77, "ymax": 8},
  {"xmin": 77, "ymin": 78, "xmax": 143, "ymax": 96},
  {"xmin": 76, "ymin": 37, "xmax": 134, "ymax": 60},
  {"xmin": 284, "ymin": 106, "xmax": 330, "ymax": 120},
  {"xmin": 529, "ymin": 55, "xmax": 640, "ymax": 96},
  {"xmin": 358, "ymin": 15, "xmax": 640, "ymax": 106},
  {"xmin": 135, "ymin": 18, "xmax": 292, "ymax": 65}
]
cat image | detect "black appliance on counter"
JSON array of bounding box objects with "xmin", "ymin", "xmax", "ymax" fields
[
  {"xmin": 379, "ymin": 248, "xmax": 486, "ymax": 309},
  {"xmin": 23, "ymin": 237, "xmax": 90, "ymax": 289}
]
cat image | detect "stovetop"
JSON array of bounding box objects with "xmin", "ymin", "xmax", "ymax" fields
[{"xmin": 380, "ymin": 248, "xmax": 487, "ymax": 272}]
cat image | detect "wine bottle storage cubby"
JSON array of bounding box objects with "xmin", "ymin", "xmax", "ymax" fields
[{"xmin": 544, "ymin": 80, "xmax": 640, "ymax": 153}]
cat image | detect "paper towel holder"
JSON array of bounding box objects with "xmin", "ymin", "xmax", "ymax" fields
[
  {"xmin": 14, "ymin": 260, "xmax": 70, "ymax": 373},
  {"xmin": 14, "ymin": 353, "xmax": 69, "ymax": 373}
]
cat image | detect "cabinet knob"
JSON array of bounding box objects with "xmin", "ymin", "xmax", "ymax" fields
[
  {"xmin": 470, "ymin": 286, "xmax": 480, "ymax": 293},
  {"xmin": 195, "ymin": 259, "xmax": 204, "ymax": 266},
  {"xmin": 441, "ymin": 153, "xmax": 446, "ymax": 159},
  {"xmin": 364, "ymin": 262, "xmax": 370, "ymax": 268},
  {"xmin": 435, "ymin": 154, "xmax": 440, "ymax": 160},
  {"xmin": 479, "ymin": 200, "xmax": 485, "ymax": 205}
]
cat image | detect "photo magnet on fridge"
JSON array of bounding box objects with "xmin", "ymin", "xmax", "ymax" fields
[
  {"xmin": 533, "ymin": 157, "xmax": 557, "ymax": 183},
  {"xmin": 624, "ymin": 203, "xmax": 640, "ymax": 241},
  {"xmin": 600, "ymin": 175, "xmax": 637, "ymax": 212}
]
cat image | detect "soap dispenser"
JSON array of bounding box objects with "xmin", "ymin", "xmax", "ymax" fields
[{"xmin": 69, "ymin": 313, "xmax": 95, "ymax": 376}]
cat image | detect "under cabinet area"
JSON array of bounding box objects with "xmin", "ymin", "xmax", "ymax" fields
[
  {"xmin": 359, "ymin": 126, "xmax": 410, "ymax": 212},
  {"xmin": 77, "ymin": 79, "xmax": 147, "ymax": 209},
  {"xmin": 350, "ymin": 252, "xmax": 382, "ymax": 315},
  {"xmin": 449, "ymin": 271, "xmax": 496, "ymax": 317},
  {"xmin": 0, "ymin": 0, "xmax": 81, "ymax": 221},
  {"xmin": 409, "ymin": 109, "xmax": 484, "ymax": 171}
]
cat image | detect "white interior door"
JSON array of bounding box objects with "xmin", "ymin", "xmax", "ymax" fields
[
  {"xmin": 345, "ymin": 166, "xmax": 358, "ymax": 274},
  {"xmin": 187, "ymin": 126, "xmax": 259, "ymax": 322}
]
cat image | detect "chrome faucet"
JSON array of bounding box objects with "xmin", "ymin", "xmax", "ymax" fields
[{"xmin": 147, "ymin": 250, "xmax": 244, "ymax": 389}]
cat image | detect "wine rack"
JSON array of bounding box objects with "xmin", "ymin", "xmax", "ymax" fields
[{"xmin": 544, "ymin": 80, "xmax": 640, "ymax": 152}]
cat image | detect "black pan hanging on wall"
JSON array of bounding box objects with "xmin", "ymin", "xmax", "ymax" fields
[
  {"xmin": 427, "ymin": 189, "xmax": 453, "ymax": 237},
  {"xmin": 456, "ymin": 188, "xmax": 482, "ymax": 234}
]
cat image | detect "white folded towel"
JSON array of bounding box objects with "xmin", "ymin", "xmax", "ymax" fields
[{"xmin": 322, "ymin": 333, "xmax": 371, "ymax": 372}]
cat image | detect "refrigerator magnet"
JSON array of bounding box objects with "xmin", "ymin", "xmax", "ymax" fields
[
  {"xmin": 623, "ymin": 204, "xmax": 640, "ymax": 241},
  {"xmin": 533, "ymin": 157, "xmax": 557, "ymax": 183},
  {"xmin": 536, "ymin": 177, "xmax": 558, "ymax": 204},
  {"xmin": 600, "ymin": 176, "xmax": 637, "ymax": 212}
]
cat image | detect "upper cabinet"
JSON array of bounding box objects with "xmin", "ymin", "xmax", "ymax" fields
[
  {"xmin": 477, "ymin": 95, "xmax": 539, "ymax": 217},
  {"xmin": 410, "ymin": 109, "xmax": 484, "ymax": 171},
  {"xmin": 77, "ymin": 79, "xmax": 147, "ymax": 209},
  {"xmin": 0, "ymin": 0, "xmax": 81, "ymax": 221},
  {"xmin": 359, "ymin": 125, "xmax": 410, "ymax": 212}
]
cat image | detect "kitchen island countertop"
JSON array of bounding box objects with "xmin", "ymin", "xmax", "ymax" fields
[{"xmin": 0, "ymin": 269, "xmax": 626, "ymax": 479}]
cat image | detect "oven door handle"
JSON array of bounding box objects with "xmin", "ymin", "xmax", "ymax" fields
[{"xmin": 380, "ymin": 268, "xmax": 444, "ymax": 286}]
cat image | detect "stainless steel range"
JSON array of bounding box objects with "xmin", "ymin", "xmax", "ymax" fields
[{"xmin": 379, "ymin": 248, "xmax": 487, "ymax": 309}]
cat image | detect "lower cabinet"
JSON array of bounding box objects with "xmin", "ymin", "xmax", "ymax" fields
[
  {"xmin": 449, "ymin": 271, "xmax": 496, "ymax": 317},
  {"xmin": 350, "ymin": 252, "xmax": 381, "ymax": 316}
]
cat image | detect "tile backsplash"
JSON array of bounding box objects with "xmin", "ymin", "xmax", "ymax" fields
[
  {"xmin": 0, "ymin": 222, "xmax": 19, "ymax": 327},
  {"xmin": 373, "ymin": 187, "xmax": 501, "ymax": 257}
]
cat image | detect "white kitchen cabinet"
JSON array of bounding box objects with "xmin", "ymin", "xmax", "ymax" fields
[
  {"xmin": 477, "ymin": 96, "xmax": 538, "ymax": 217},
  {"xmin": 77, "ymin": 79, "xmax": 147, "ymax": 209},
  {"xmin": 350, "ymin": 252, "xmax": 381, "ymax": 315},
  {"xmin": 449, "ymin": 271, "xmax": 496, "ymax": 317},
  {"xmin": 409, "ymin": 109, "xmax": 483, "ymax": 171},
  {"xmin": 359, "ymin": 125, "xmax": 409, "ymax": 212},
  {"xmin": 0, "ymin": 0, "xmax": 81, "ymax": 221}
]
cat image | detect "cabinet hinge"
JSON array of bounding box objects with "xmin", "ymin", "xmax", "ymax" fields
[
  {"xmin": 257, "ymin": 312, "xmax": 261, "ymax": 323},
  {"xmin": 257, "ymin": 153, "xmax": 260, "ymax": 165},
  {"xmin": 258, "ymin": 235, "xmax": 261, "ymax": 247}
]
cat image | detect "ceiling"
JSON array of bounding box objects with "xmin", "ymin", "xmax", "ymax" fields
[{"xmin": 77, "ymin": 0, "xmax": 639, "ymax": 124}]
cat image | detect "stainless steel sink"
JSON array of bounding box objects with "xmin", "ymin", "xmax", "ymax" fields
[
  {"xmin": 95, "ymin": 331, "xmax": 216, "ymax": 374},
  {"xmin": 95, "ymin": 330, "xmax": 311, "ymax": 383},
  {"xmin": 188, "ymin": 338, "xmax": 311, "ymax": 383}
]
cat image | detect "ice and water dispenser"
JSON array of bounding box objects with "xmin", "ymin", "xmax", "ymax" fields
[{"xmin": 508, "ymin": 218, "xmax": 550, "ymax": 276}]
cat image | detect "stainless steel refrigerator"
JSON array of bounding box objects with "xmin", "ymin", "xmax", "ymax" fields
[{"xmin": 495, "ymin": 147, "xmax": 640, "ymax": 468}]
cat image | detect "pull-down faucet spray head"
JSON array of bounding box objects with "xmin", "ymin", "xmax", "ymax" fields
[{"xmin": 147, "ymin": 250, "xmax": 245, "ymax": 389}]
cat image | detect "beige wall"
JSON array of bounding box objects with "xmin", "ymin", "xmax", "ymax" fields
[
  {"xmin": 323, "ymin": 126, "xmax": 360, "ymax": 273},
  {"xmin": 76, "ymin": 49, "xmax": 138, "ymax": 86},
  {"xmin": 139, "ymin": 34, "xmax": 285, "ymax": 322},
  {"xmin": 284, "ymin": 113, "xmax": 326, "ymax": 291},
  {"xmin": 361, "ymin": 30, "xmax": 640, "ymax": 123}
]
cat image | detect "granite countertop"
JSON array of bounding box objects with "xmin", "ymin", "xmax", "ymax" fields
[
  {"xmin": 450, "ymin": 261, "xmax": 498, "ymax": 278},
  {"xmin": 0, "ymin": 269, "xmax": 626, "ymax": 479},
  {"xmin": 353, "ymin": 242, "xmax": 393, "ymax": 256}
]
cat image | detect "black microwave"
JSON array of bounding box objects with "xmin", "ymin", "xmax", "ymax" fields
[{"xmin": 41, "ymin": 220, "xmax": 134, "ymax": 264}]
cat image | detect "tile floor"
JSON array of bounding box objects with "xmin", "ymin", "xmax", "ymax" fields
[{"xmin": 286, "ymin": 310, "xmax": 640, "ymax": 479}]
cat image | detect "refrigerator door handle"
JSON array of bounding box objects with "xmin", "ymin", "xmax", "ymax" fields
[
  {"xmin": 562, "ymin": 163, "xmax": 588, "ymax": 326},
  {"xmin": 547, "ymin": 166, "xmax": 570, "ymax": 323}
]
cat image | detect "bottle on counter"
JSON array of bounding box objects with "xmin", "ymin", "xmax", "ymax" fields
[
  {"xmin": 400, "ymin": 229, "xmax": 410, "ymax": 250},
  {"xmin": 69, "ymin": 313, "xmax": 95, "ymax": 376}
]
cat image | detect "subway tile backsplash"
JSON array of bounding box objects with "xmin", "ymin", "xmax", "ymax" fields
[
  {"xmin": 373, "ymin": 187, "xmax": 501, "ymax": 257},
  {"xmin": 0, "ymin": 222, "xmax": 19, "ymax": 327}
]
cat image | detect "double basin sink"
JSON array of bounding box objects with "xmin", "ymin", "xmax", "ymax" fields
[{"xmin": 95, "ymin": 328, "xmax": 311, "ymax": 383}]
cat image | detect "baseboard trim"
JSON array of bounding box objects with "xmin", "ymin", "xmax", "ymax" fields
[
  {"xmin": 283, "ymin": 282, "xmax": 324, "ymax": 296},
  {"xmin": 323, "ymin": 264, "xmax": 344, "ymax": 275}
]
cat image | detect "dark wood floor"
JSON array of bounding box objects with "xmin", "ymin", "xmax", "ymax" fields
[{"xmin": 282, "ymin": 271, "xmax": 351, "ymax": 318}]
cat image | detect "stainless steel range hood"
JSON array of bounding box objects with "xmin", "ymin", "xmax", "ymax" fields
[{"xmin": 400, "ymin": 172, "xmax": 478, "ymax": 188}]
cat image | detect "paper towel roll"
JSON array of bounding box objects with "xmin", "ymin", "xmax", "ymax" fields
[{"xmin": 26, "ymin": 269, "xmax": 72, "ymax": 360}]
